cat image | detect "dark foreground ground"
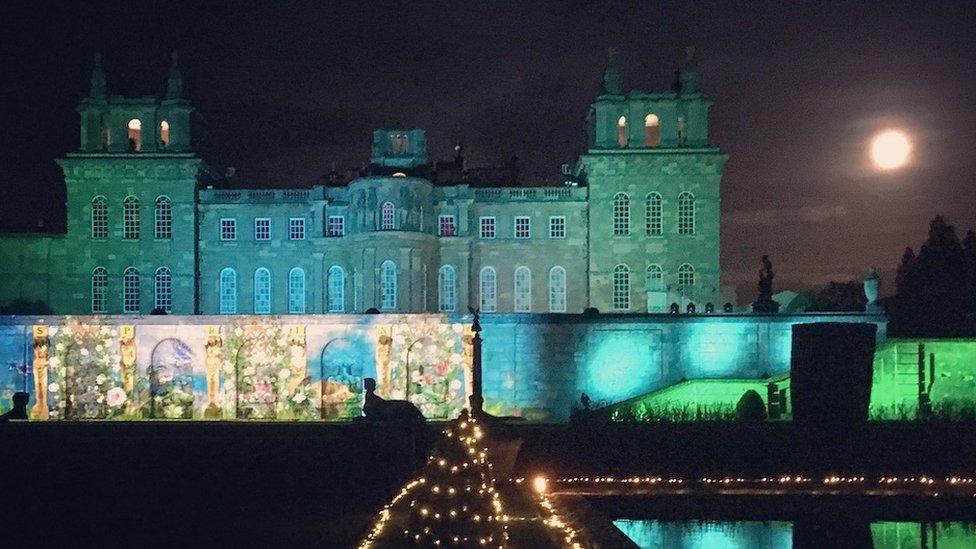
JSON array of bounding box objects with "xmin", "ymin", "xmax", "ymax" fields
[{"xmin": 4, "ymin": 421, "xmax": 976, "ymax": 547}]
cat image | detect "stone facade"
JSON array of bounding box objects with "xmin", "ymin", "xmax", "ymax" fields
[{"xmin": 0, "ymin": 56, "xmax": 728, "ymax": 316}]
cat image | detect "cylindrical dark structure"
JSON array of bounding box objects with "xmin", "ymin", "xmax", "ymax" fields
[{"xmin": 790, "ymin": 322, "xmax": 877, "ymax": 427}]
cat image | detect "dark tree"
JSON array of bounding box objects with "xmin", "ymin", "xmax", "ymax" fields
[
  {"xmin": 807, "ymin": 281, "xmax": 867, "ymax": 312},
  {"xmin": 890, "ymin": 216, "xmax": 973, "ymax": 336}
]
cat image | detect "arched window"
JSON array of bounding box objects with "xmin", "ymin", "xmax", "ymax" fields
[
  {"xmin": 514, "ymin": 266, "xmax": 532, "ymax": 312},
  {"xmin": 381, "ymin": 202, "xmax": 395, "ymax": 230},
  {"xmin": 288, "ymin": 267, "xmax": 306, "ymax": 313},
  {"xmin": 123, "ymin": 267, "xmax": 140, "ymax": 314},
  {"xmin": 154, "ymin": 196, "xmax": 172, "ymax": 239},
  {"xmin": 645, "ymin": 192, "xmax": 662, "ymax": 236},
  {"xmin": 617, "ymin": 115, "xmax": 628, "ymax": 148},
  {"xmin": 219, "ymin": 268, "xmax": 237, "ymax": 314},
  {"xmin": 549, "ymin": 266, "xmax": 567, "ymax": 313},
  {"xmin": 479, "ymin": 267, "xmax": 497, "ymax": 313},
  {"xmin": 160, "ymin": 120, "xmax": 170, "ymax": 149},
  {"xmin": 678, "ymin": 192, "xmax": 695, "ymax": 235},
  {"xmin": 678, "ymin": 264, "xmax": 695, "ymax": 289},
  {"xmin": 91, "ymin": 196, "xmax": 108, "ymax": 239},
  {"xmin": 380, "ymin": 260, "xmax": 397, "ymax": 310},
  {"xmin": 123, "ymin": 196, "xmax": 140, "ymax": 239},
  {"xmin": 254, "ymin": 268, "xmax": 271, "ymax": 314},
  {"xmin": 644, "ymin": 114, "xmax": 661, "ymax": 147},
  {"xmin": 646, "ymin": 264, "xmax": 664, "ymax": 292},
  {"xmin": 612, "ymin": 264, "xmax": 630, "ymax": 311},
  {"xmin": 127, "ymin": 118, "xmax": 142, "ymax": 151},
  {"xmin": 327, "ymin": 266, "xmax": 345, "ymax": 312},
  {"xmin": 91, "ymin": 267, "xmax": 107, "ymax": 314},
  {"xmin": 438, "ymin": 265, "xmax": 457, "ymax": 312},
  {"xmin": 154, "ymin": 267, "xmax": 172, "ymax": 313},
  {"xmin": 613, "ymin": 193, "xmax": 630, "ymax": 235}
]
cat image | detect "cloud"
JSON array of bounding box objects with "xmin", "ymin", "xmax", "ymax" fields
[{"xmin": 726, "ymin": 204, "xmax": 849, "ymax": 228}]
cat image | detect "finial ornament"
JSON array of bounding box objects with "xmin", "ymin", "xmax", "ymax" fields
[
  {"xmin": 602, "ymin": 47, "xmax": 622, "ymax": 95},
  {"xmin": 89, "ymin": 52, "xmax": 108, "ymax": 99},
  {"xmin": 166, "ymin": 50, "xmax": 184, "ymax": 100},
  {"xmin": 680, "ymin": 46, "xmax": 699, "ymax": 93}
]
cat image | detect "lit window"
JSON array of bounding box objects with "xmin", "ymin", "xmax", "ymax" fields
[
  {"xmin": 123, "ymin": 267, "xmax": 140, "ymax": 314},
  {"xmin": 254, "ymin": 268, "xmax": 271, "ymax": 314},
  {"xmin": 381, "ymin": 202, "xmax": 395, "ymax": 230},
  {"xmin": 645, "ymin": 193, "xmax": 662, "ymax": 236},
  {"xmin": 549, "ymin": 216, "xmax": 566, "ymax": 239},
  {"xmin": 515, "ymin": 216, "xmax": 531, "ymax": 239},
  {"xmin": 646, "ymin": 264, "xmax": 664, "ymax": 292},
  {"xmin": 514, "ymin": 266, "xmax": 532, "ymax": 312},
  {"xmin": 289, "ymin": 217, "xmax": 306, "ymax": 240},
  {"xmin": 644, "ymin": 114, "xmax": 660, "ymax": 147},
  {"xmin": 549, "ymin": 266, "xmax": 566, "ymax": 312},
  {"xmin": 479, "ymin": 267, "xmax": 497, "ymax": 312},
  {"xmin": 439, "ymin": 215, "xmax": 456, "ymax": 237},
  {"xmin": 617, "ymin": 115, "xmax": 628, "ymax": 148},
  {"xmin": 160, "ymin": 120, "xmax": 170, "ymax": 149},
  {"xmin": 154, "ymin": 266, "xmax": 172, "ymax": 313},
  {"xmin": 678, "ymin": 263, "xmax": 695, "ymax": 289},
  {"xmin": 220, "ymin": 218, "xmax": 236, "ymax": 241},
  {"xmin": 438, "ymin": 265, "xmax": 457, "ymax": 312},
  {"xmin": 479, "ymin": 217, "xmax": 496, "ymax": 239},
  {"xmin": 288, "ymin": 267, "xmax": 306, "ymax": 313},
  {"xmin": 154, "ymin": 196, "xmax": 172, "ymax": 239},
  {"xmin": 254, "ymin": 218, "xmax": 271, "ymax": 241},
  {"xmin": 327, "ymin": 265, "xmax": 344, "ymax": 312},
  {"xmin": 327, "ymin": 215, "xmax": 345, "ymax": 237},
  {"xmin": 391, "ymin": 133, "xmax": 408, "ymax": 154},
  {"xmin": 219, "ymin": 268, "xmax": 237, "ymax": 314},
  {"xmin": 380, "ymin": 260, "xmax": 397, "ymax": 310},
  {"xmin": 91, "ymin": 267, "xmax": 107, "ymax": 314},
  {"xmin": 612, "ymin": 193, "xmax": 629, "ymax": 236},
  {"xmin": 678, "ymin": 192, "xmax": 695, "ymax": 235},
  {"xmin": 127, "ymin": 118, "xmax": 142, "ymax": 151},
  {"xmin": 123, "ymin": 196, "xmax": 140, "ymax": 239},
  {"xmin": 91, "ymin": 196, "xmax": 108, "ymax": 239},
  {"xmin": 612, "ymin": 264, "xmax": 630, "ymax": 311}
]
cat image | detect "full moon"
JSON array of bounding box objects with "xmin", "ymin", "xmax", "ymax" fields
[{"xmin": 870, "ymin": 130, "xmax": 911, "ymax": 170}]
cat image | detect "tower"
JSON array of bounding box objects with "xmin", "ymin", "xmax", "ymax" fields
[
  {"xmin": 580, "ymin": 51, "xmax": 728, "ymax": 313},
  {"xmin": 57, "ymin": 53, "xmax": 202, "ymax": 314}
]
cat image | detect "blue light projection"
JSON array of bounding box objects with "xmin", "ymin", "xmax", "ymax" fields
[{"xmin": 613, "ymin": 520, "xmax": 794, "ymax": 548}]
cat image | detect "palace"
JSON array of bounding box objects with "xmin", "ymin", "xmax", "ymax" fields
[{"xmin": 0, "ymin": 53, "xmax": 726, "ymax": 316}]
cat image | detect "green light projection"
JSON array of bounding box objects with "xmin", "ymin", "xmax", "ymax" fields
[{"xmin": 870, "ymin": 339, "xmax": 976, "ymax": 419}]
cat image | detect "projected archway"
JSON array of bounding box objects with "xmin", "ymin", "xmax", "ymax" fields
[
  {"xmin": 319, "ymin": 337, "xmax": 368, "ymax": 419},
  {"xmin": 149, "ymin": 338, "xmax": 195, "ymax": 419}
]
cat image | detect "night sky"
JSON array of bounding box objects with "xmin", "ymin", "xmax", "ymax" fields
[{"xmin": 2, "ymin": 1, "xmax": 974, "ymax": 301}]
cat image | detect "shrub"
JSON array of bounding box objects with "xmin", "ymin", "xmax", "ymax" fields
[{"xmin": 735, "ymin": 390, "xmax": 767, "ymax": 423}]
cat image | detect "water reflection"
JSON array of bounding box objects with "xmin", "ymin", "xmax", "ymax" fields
[{"xmin": 613, "ymin": 520, "xmax": 976, "ymax": 548}]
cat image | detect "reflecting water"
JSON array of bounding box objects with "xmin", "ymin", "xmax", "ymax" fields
[{"xmin": 613, "ymin": 520, "xmax": 976, "ymax": 548}]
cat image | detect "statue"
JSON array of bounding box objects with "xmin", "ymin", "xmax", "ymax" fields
[
  {"xmin": 30, "ymin": 326, "xmax": 50, "ymax": 420},
  {"xmin": 119, "ymin": 325, "xmax": 137, "ymax": 413},
  {"xmin": 362, "ymin": 377, "xmax": 425, "ymax": 423},
  {"xmin": 677, "ymin": 116, "xmax": 688, "ymax": 146},
  {"xmin": 203, "ymin": 326, "xmax": 223, "ymax": 417},
  {"xmin": 602, "ymin": 48, "xmax": 622, "ymax": 95},
  {"xmin": 165, "ymin": 51, "xmax": 184, "ymax": 100},
  {"xmin": 375, "ymin": 326, "xmax": 393, "ymax": 397},
  {"xmin": 752, "ymin": 255, "xmax": 781, "ymax": 313},
  {"xmin": 864, "ymin": 269, "xmax": 881, "ymax": 312}
]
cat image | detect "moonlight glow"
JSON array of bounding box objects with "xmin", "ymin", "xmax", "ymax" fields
[{"xmin": 870, "ymin": 130, "xmax": 911, "ymax": 170}]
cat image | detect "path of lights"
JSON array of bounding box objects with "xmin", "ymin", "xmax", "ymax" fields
[{"xmin": 358, "ymin": 414, "xmax": 509, "ymax": 548}]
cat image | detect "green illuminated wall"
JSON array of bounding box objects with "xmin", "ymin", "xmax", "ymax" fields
[{"xmin": 870, "ymin": 339, "xmax": 976, "ymax": 420}]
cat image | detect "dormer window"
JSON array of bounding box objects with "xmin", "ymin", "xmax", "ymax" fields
[
  {"xmin": 617, "ymin": 116, "xmax": 628, "ymax": 148},
  {"xmin": 391, "ymin": 133, "xmax": 408, "ymax": 154},
  {"xmin": 127, "ymin": 118, "xmax": 142, "ymax": 151},
  {"xmin": 644, "ymin": 114, "xmax": 660, "ymax": 147},
  {"xmin": 160, "ymin": 120, "xmax": 170, "ymax": 149}
]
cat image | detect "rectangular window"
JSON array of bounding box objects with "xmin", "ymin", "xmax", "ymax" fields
[
  {"xmin": 515, "ymin": 216, "xmax": 531, "ymax": 239},
  {"xmin": 327, "ymin": 215, "xmax": 345, "ymax": 237},
  {"xmin": 549, "ymin": 216, "xmax": 566, "ymax": 239},
  {"xmin": 479, "ymin": 217, "xmax": 496, "ymax": 239},
  {"xmin": 439, "ymin": 215, "xmax": 456, "ymax": 237},
  {"xmin": 220, "ymin": 218, "xmax": 237, "ymax": 241},
  {"xmin": 254, "ymin": 218, "xmax": 271, "ymax": 241},
  {"xmin": 289, "ymin": 217, "xmax": 306, "ymax": 240}
]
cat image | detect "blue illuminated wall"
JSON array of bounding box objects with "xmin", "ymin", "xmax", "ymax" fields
[{"xmin": 0, "ymin": 312, "xmax": 886, "ymax": 420}]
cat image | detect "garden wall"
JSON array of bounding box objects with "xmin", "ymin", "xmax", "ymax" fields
[{"xmin": 0, "ymin": 312, "xmax": 887, "ymax": 421}]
